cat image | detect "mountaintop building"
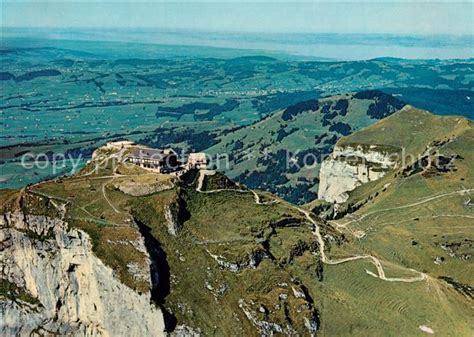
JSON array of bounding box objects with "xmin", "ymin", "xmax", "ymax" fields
[{"xmin": 126, "ymin": 148, "xmax": 179, "ymax": 173}]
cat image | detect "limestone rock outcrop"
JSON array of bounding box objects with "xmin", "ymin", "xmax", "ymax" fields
[
  {"xmin": 318, "ymin": 144, "xmax": 399, "ymax": 204},
  {"xmin": 0, "ymin": 212, "xmax": 165, "ymax": 336},
  {"xmin": 114, "ymin": 178, "xmax": 175, "ymax": 197}
]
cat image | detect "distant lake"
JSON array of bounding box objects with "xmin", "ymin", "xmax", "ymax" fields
[{"xmin": 2, "ymin": 27, "xmax": 473, "ymax": 60}]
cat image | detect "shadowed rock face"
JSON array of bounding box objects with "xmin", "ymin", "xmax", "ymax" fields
[{"xmin": 135, "ymin": 219, "xmax": 177, "ymax": 331}]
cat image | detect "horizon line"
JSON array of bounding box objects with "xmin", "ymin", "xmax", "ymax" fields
[{"xmin": 3, "ymin": 26, "xmax": 473, "ymax": 38}]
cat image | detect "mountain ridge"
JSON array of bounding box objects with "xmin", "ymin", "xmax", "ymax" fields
[{"xmin": 1, "ymin": 105, "xmax": 472, "ymax": 336}]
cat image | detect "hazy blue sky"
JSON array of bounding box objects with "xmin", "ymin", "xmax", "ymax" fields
[{"xmin": 2, "ymin": 1, "xmax": 473, "ymax": 35}]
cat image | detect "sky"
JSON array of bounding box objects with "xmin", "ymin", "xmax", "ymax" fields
[{"xmin": 1, "ymin": 1, "xmax": 473, "ymax": 35}]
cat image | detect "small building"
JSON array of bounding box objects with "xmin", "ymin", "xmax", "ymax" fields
[
  {"xmin": 106, "ymin": 140, "xmax": 135, "ymax": 150},
  {"xmin": 187, "ymin": 153, "xmax": 208, "ymax": 169},
  {"xmin": 126, "ymin": 148, "xmax": 180, "ymax": 173}
]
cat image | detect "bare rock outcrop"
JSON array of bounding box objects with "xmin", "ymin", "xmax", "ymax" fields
[
  {"xmin": 0, "ymin": 212, "xmax": 165, "ymax": 336},
  {"xmin": 318, "ymin": 144, "xmax": 399, "ymax": 204},
  {"xmin": 114, "ymin": 178, "xmax": 175, "ymax": 197}
]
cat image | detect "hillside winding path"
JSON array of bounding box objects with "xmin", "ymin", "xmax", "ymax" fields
[
  {"xmin": 102, "ymin": 181, "xmax": 120, "ymax": 213},
  {"xmin": 299, "ymin": 208, "xmax": 426, "ymax": 282},
  {"xmin": 195, "ymin": 170, "xmax": 427, "ymax": 283},
  {"xmin": 339, "ymin": 188, "xmax": 474, "ymax": 227}
]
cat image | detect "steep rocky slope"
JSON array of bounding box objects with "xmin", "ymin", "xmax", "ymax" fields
[
  {"xmin": 318, "ymin": 143, "xmax": 399, "ymax": 204},
  {"xmin": 0, "ymin": 201, "xmax": 165, "ymax": 336},
  {"xmin": 313, "ymin": 105, "xmax": 472, "ymax": 213}
]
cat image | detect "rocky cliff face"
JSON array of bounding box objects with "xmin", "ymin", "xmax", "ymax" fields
[
  {"xmin": 0, "ymin": 211, "xmax": 165, "ymax": 336},
  {"xmin": 318, "ymin": 144, "xmax": 399, "ymax": 204}
]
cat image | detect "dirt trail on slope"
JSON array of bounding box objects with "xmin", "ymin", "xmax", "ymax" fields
[
  {"xmin": 102, "ymin": 180, "xmax": 120, "ymax": 213},
  {"xmin": 299, "ymin": 208, "xmax": 426, "ymax": 282},
  {"xmin": 340, "ymin": 188, "xmax": 474, "ymax": 227},
  {"xmin": 195, "ymin": 170, "xmax": 427, "ymax": 283}
]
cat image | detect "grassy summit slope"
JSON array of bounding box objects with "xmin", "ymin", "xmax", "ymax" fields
[
  {"xmin": 338, "ymin": 105, "xmax": 470, "ymax": 158},
  {"xmin": 332, "ymin": 106, "xmax": 471, "ymax": 210},
  {"xmin": 319, "ymin": 108, "xmax": 473, "ymax": 336}
]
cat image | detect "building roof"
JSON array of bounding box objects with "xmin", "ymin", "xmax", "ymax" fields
[{"xmin": 127, "ymin": 149, "xmax": 173, "ymax": 160}]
